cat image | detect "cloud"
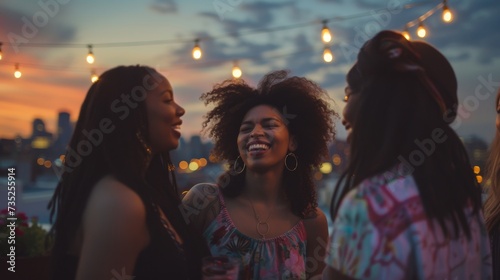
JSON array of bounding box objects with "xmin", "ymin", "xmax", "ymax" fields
[
  {"xmin": 199, "ymin": 1, "xmax": 294, "ymax": 35},
  {"xmin": 0, "ymin": 5, "xmax": 77, "ymax": 56},
  {"xmin": 315, "ymin": 0, "xmax": 344, "ymax": 3},
  {"xmin": 442, "ymin": 0, "xmax": 500, "ymax": 65},
  {"xmin": 150, "ymin": 0, "xmax": 178, "ymax": 14},
  {"xmin": 350, "ymin": 0, "xmax": 388, "ymax": 10}
]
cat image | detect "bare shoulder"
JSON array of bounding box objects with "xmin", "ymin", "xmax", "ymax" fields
[
  {"xmin": 83, "ymin": 175, "xmax": 147, "ymax": 239},
  {"xmin": 303, "ymin": 207, "xmax": 328, "ymax": 234},
  {"xmin": 303, "ymin": 207, "xmax": 327, "ymax": 223},
  {"xmin": 303, "ymin": 208, "xmax": 329, "ymax": 277},
  {"xmin": 76, "ymin": 178, "xmax": 149, "ymax": 279}
]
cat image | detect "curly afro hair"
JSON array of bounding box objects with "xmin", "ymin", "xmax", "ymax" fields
[{"xmin": 201, "ymin": 70, "xmax": 337, "ymax": 218}]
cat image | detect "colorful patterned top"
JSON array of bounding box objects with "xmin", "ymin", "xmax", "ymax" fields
[
  {"xmin": 204, "ymin": 190, "xmax": 308, "ymax": 280},
  {"xmin": 325, "ymin": 166, "xmax": 492, "ymax": 280}
]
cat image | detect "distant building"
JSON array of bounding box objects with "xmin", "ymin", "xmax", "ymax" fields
[
  {"xmin": 53, "ymin": 111, "xmax": 73, "ymax": 156},
  {"xmin": 29, "ymin": 119, "xmax": 54, "ymax": 182},
  {"xmin": 188, "ymin": 135, "xmax": 204, "ymax": 159},
  {"xmin": 31, "ymin": 118, "xmax": 53, "ymax": 151}
]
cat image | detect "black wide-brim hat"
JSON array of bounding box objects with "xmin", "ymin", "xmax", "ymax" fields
[{"xmin": 355, "ymin": 30, "xmax": 458, "ymax": 123}]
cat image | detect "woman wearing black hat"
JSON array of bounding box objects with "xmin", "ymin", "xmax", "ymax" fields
[
  {"xmin": 483, "ymin": 88, "xmax": 500, "ymax": 280},
  {"xmin": 323, "ymin": 30, "xmax": 492, "ymax": 280}
]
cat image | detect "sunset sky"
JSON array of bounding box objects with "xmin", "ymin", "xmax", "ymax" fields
[{"xmin": 0, "ymin": 0, "xmax": 499, "ymax": 144}]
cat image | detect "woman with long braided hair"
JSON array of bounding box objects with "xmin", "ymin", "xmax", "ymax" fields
[
  {"xmin": 48, "ymin": 65, "xmax": 208, "ymax": 280},
  {"xmin": 324, "ymin": 31, "xmax": 491, "ymax": 280}
]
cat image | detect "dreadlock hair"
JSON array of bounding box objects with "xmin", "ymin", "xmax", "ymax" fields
[{"xmin": 47, "ymin": 65, "xmax": 205, "ymax": 278}]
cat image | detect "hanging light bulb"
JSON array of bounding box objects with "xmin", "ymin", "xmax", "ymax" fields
[
  {"xmin": 192, "ymin": 39, "xmax": 202, "ymax": 60},
  {"xmin": 321, "ymin": 20, "xmax": 332, "ymax": 43},
  {"xmin": 442, "ymin": 0, "xmax": 453, "ymax": 23},
  {"xmin": 14, "ymin": 64, "xmax": 22, "ymax": 78},
  {"xmin": 417, "ymin": 21, "xmax": 427, "ymax": 38},
  {"xmin": 0, "ymin": 42, "xmax": 3, "ymax": 61},
  {"xmin": 232, "ymin": 61, "xmax": 242, "ymax": 79},
  {"xmin": 91, "ymin": 70, "xmax": 99, "ymax": 83},
  {"xmin": 86, "ymin": 45, "xmax": 94, "ymax": 64},
  {"xmin": 323, "ymin": 47, "xmax": 333, "ymax": 63},
  {"xmin": 402, "ymin": 27, "xmax": 411, "ymax": 41}
]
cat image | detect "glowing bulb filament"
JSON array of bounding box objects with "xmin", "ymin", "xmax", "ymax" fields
[
  {"xmin": 232, "ymin": 65, "xmax": 242, "ymax": 78},
  {"xmin": 0, "ymin": 42, "xmax": 3, "ymax": 61},
  {"xmin": 321, "ymin": 22, "xmax": 332, "ymax": 43},
  {"xmin": 86, "ymin": 53, "xmax": 94, "ymax": 64},
  {"xmin": 91, "ymin": 71, "xmax": 99, "ymax": 83},
  {"xmin": 442, "ymin": 6, "xmax": 453, "ymax": 22},
  {"xmin": 14, "ymin": 64, "xmax": 21, "ymax": 78},
  {"xmin": 192, "ymin": 39, "xmax": 202, "ymax": 60},
  {"xmin": 417, "ymin": 22, "xmax": 427, "ymax": 38},
  {"xmin": 402, "ymin": 29, "xmax": 411, "ymax": 41},
  {"xmin": 86, "ymin": 45, "xmax": 94, "ymax": 64},
  {"xmin": 323, "ymin": 47, "xmax": 333, "ymax": 63}
]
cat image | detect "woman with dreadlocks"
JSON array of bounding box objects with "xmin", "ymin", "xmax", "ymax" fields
[{"xmin": 49, "ymin": 65, "xmax": 208, "ymax": 280}]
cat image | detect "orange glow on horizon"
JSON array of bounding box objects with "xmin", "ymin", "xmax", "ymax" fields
[{"xmin": 0, "ymin": 60, "xmax": 219, "ymax": 140}]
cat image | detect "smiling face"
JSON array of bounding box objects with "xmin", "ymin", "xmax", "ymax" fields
[
  {"xmin": 237, "ymin": 104, "xmax": 297, "ymax": 173},
  {"xmin": 342, "ymin": 86, "xmax": 363, "ymax": 143},
  {"xmin": 146, "ymin": 75, "xmax": 185, "ymax": 153}
]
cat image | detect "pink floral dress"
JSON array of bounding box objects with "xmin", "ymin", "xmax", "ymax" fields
[
  {"xmin": 325, "ymin": 165, "xmax": 492, "ymax": 279},
  {"xmin": 204, "ymin": 191, "xmax": 307, "ymax": 280}
]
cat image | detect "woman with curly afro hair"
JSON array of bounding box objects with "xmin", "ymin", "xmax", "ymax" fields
[{"xmin": 182, "ymin": 70, "xmax": 337, "ymax": 279}]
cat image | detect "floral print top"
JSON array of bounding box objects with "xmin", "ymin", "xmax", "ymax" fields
[
  {"xmin": 203, "ymin": 190, "xmax": 307, "ymax": 280},
  {"xmin": 325, "ymin": 165, "xmax": 492, "ymax": 280}
]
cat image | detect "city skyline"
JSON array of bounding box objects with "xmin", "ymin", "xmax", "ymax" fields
[
  {"xmin": 1, "ymin": 110, "xmax": 494, "ymax": 146},
  {"xmin": 1, "ymin": 0, "xmax": 499, "ymax": 143}
]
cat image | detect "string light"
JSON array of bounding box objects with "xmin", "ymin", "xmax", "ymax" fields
[
  {"xmin": 417, "ymin": 21, "xmax": 427, "ymax": 38},
  {"xmin": 0, "ymin": 42, "xmax": 3, "ymax": 60},
  {"xmin": 1, "ymin": 0, "xmax": 452, "ymax": 80},
  {"xmin": 192, "ymin": 39, "xmax": 202, "ymax": 60},
  {"xmin": 402, "ymin": 27, "xmax": 411, "ymax": 41},
  {"xmin": 323, "ymin": 47, "xmax": 333, "ymax": 63},
  {"xmin": 321, "ymin": 20, "xmax": 332, "ymax": 43},
  {"xmin": 14, "ymin": 64, "xmax": 22, "ymax": 78},
  {"xmin": 402, "ymin": 1, "xmax": 451, "ymax": 39},
  {"xmin": 91, "ymin": 70, "xmax": 99, "ymax": 83},
  {"xmin": 86, "ymin": 45, "xmax": 94, "ymax": 64},
  {"xmin": 231, "ymin": 61, "xmax": 242, "ymax": 78},
  {"xmin": 442, "ymin": 0, "xmax": 453, "ymax": 23}
]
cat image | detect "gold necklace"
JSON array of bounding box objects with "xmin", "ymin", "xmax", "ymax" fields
[{"xmin": 247, "ymin": 197, "xmax": 273, "ymax": 240}]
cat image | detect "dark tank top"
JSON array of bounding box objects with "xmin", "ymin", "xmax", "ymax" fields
[{"xmin": 53, "ymin": 200, "xmax": 205, "ymax": 280}]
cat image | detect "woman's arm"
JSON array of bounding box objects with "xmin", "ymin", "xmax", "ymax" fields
[
  {"xmin": 75, "ymin": 176, "xmax": 149, "ymax": 280},
  {"xmin": 181, "ymin": 183, "xmax": 220, "ymax": 234},
  {"xmin": 303, "ymin": 207, "xmax": 329, "ymax": 279}
]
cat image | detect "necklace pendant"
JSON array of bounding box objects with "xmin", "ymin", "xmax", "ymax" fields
[{"xmin": 256, "ymin": 221, "xmax": 270, "ymax": 240}]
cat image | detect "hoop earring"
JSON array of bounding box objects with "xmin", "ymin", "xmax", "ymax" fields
[
  {"xmin": 285, "ymin": 152, "xmax": 298, "ymax": 172},
  {"xmin": 233, "ymin": 155, "xmax": 246, "ymax": 174}
]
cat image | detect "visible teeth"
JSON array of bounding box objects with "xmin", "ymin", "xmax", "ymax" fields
[
  {"xmin": 173, "ymin": 125, "xmax": 181, "ymax": 130},
  {"xmin": 248, "ymin": 144, "xmax": 269, "ymax": 151}
]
